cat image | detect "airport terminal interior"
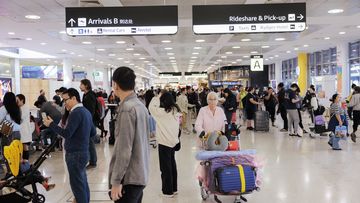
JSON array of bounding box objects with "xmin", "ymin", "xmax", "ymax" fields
[{"xmin": 1, "ymin": 0, "xmax": 360, "ymax": 202}]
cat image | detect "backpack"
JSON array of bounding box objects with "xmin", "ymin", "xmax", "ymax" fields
[{"xmin": 94, "ymin": 97, "xmax": 103, "ymax": 122}]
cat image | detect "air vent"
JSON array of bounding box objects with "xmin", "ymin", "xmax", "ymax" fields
[{"xmin": 8, "ymin": 37, "xmax": 23, "ymax": 41}]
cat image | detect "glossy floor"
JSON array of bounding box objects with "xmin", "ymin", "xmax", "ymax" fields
[{"xmin": 12, "ymin": 117, "xmax": 360, "ymax": 203}]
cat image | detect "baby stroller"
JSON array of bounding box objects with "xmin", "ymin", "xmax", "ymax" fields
[
  {"xmin": 0, "ymin": 137, "xmax": 59, "ymax": 203},
  {"xmin": 309, "ymin": 106, "xmax": 329, "ymax": 138}
]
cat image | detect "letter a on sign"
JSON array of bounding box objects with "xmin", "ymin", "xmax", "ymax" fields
[{"xmin": 251, "ymin": 55, "xmax": 263, "ymax": 71}]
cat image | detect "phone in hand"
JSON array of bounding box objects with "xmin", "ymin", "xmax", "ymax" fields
[{"xmin": 41, "ymin": 112, "xmax": 47, "ymax": 120}]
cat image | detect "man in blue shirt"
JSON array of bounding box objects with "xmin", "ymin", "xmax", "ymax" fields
[{"xmin": 43, "ymin": 88, "xmax": 95, "ymax": 203}]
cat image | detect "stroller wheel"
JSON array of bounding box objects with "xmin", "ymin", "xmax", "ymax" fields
[{"xmin": 32, "ymin": 194, "xmax": 45, "ymax": 203}]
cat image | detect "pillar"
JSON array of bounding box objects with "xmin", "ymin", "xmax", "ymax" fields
[
  {"xmin": 274, "ymin": 60, "xmax": 282, "ymax": 86},
  {"xmin": 63, "ymin": 59, "xmax": 72, "ymax": 88},
  {"xmin": 10, "ymin": 58, "xmax": 21, "ymax": 94},
  {"xmin": 297, "ymin": 53, "xmax": 308, "ymax": 96},
  {"xmin": 86, "ymin": 66, "xmax": 95, "ymax": 87},
  {"xmin": 336, "ymin": 42, "xmax": 349, "ymax": 96}
]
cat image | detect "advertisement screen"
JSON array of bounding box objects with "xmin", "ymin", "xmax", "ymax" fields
[{"xmin": 22, "ymin": 66, "xmax": 58, "ymax": 79}]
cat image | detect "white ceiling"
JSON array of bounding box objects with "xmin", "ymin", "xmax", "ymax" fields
[{"xmin": 0, "ymin": 0, "xmax": 360, "ymax": 77}]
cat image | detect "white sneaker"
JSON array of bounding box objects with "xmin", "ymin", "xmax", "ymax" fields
[
  {"xmin": 161, "ymin": 194, "xmax": 175, "ymax": 198},
  {"xmin": 173, "ymin": 191, "xmax": 178, "ymax": 195}
]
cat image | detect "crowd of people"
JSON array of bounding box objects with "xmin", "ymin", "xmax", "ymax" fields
[{"xmin": 1, "ymin": 65, "xmax": 359, "ymax": 203}]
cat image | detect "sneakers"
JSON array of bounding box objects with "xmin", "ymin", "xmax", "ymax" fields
[
  {"xmin": 295, "ymin": 134, "xmax": 302, "ymax": 138},
  {"xmin": 173, "ymin": 191, "xmax": 178, "ymax": 195},
  {"xmin": 246, "ymin": 127, "xmax": 254, "ymax": 130},
  {"xmin": 86, "ymin": 164, "xmax": 97, "ymax": 170},
  {"xmin": 333, "ymin": 148, "xmax": 342, "ymax": 151},
  {"xmin": 280, "ymin": 129, "xmax": 288, "ymax": 132},
  {"xmin": 351, "ymin": 133, "xmax": 357, "ymax": 143},
  {"xmin": 161, "ymin": 194, "xmax": 175, "ymax": 198}
]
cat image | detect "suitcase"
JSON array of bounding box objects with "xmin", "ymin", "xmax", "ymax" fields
[
  {"xmin": 227, "ymin": 140, "xmax": 239, "ymax": 151},
  {"xmin": 108, "ymin": 119, "xmax": 115, "ymax": 145},
  {"xmin": 215, "ymin": 165, "xmax": 257, "ymax": 194},
  {"xmin": 254, "ymin": 110, "xmax": 270, "ymax": 131}
]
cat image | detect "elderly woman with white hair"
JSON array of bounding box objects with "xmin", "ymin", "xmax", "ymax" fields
[{"xmin": 195, "ymin": 91, "xmax": 227, "ymax": 135}]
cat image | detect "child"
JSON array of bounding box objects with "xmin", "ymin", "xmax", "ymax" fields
[{"xmin": 328, "ymin": 94, "xmax": 348, "ymax": 150}]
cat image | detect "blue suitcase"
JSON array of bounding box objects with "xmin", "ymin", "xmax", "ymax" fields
[{"xmin": 214, "ymin": 165, "xmax": 256, "ymax": 194}]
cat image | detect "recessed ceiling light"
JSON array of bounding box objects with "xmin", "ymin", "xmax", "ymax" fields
[
  {"xmin": 117, "ymin": 58, "xmax": 123, "ymax": 60},
  {"xmin": 8, "ymin": 32, "xmax": 15, "ymax": 35},
  {"xmin": 161, "ymin": 40, "xmax": 171, "ymax": 43},
  {"xmin": 139, "ymin": 57, "xmax": 146, "ymax": 60},
  {"xmin": 25, "ymin": 38, "xmax": 32, "ymax": 41},
  {"xmin": 116, "ymin": 41, "xmax": 126, "ymax": 44},
  {"xmin": 170, "ymin": 60, "xmax": 176, "ymax": 62},
  {"xmin": 232, "ymin": 46, "xmax": 241, "ymax": 49},
  {"xmin": 167, "ymin": 53, "xmax": 174, "ymax": 55},
  {"xmin": 275, "ymin": 38, "xmax": 286, "ymax": 41},
  {"xmin": 216, "ymin": 59, "xmax": 222, "ymax": 62},
  {"xmin": 164, "ymin": 47, "xmax": 173, "ymax": 50},
  {"xmin": 303, "ymin": 44, "xmax": 309, "ymax": 47},
  {"xmin": 194, "ymin": 47, "xmax": 202, "ymax": 50},
  {"xmin": 265, "ymin": 59, "xmax": 269, "ymax": 61},
  {"xmin": 5, "ymin": 70, "xmax": 10, "ymax": 73},
  {"xmin": 191, "ymin": 56, "xmax": 198, "ymax": 59},
  {"xmin": 78, "ymin": 54, "xmax": 82, "ymax": 57},
  {"xmin": 339, "ymin": 31, "xmax": 346, "ymax": 35},
  {"xmin": 269, "ymin": 57, "xmax": 274, "ymax": 59},
  {"xmin": 243, "ymin": 56, "xmax": 249, "ymax": 58},
  {"xmin": 133, "ymin": 53, "xmax": 141, "ymax": 56},
  {"xmin": 189, "ymin": 63, "xmax": 194, "ymax": 65},
  {"xmin": 40, "ymin": 42, "xmax": 46, "ymax": 45},
  {"xmin": 59, "ymin": 30, "xmax": 66, "ymax": 34},
  {"xmin": 357, "ymin": 25, "xmax": 360, "ymax": 29},
  {"xmin": 169, "ymin": 57, "xmax": 175, "ymax": 59},
  {"xmin": 196, "ymin": 39, "xmax": 205, "ymax": 43},
  {"xmin": 286, "ymin": 51, "xmax": 291, "ymax": 53},
  {"xmin": 328, "ymin": 9, "xmax": 344, "ymax": 14},
  {"xmin": 232, "ymin": 62, "xmax": 236, "ymax": 64},
  {"xmin": 109, "ymin": 53, "xmax": 116, "ymax": 57},
  {"xmin": 90, "ymin": 58, "xmax": 94, "ymax": 61},
  {"xmin": 25, "ymin": 15, "xmax": 41, "ymax": 20},
  {"xmin": 324, "ymin": 37, "xmax": 331, "ymax": 40},
  {"xmin": 236, "ymin": 59, "xmax": 242, "ymax": 61},
  {"xmin": 190, "ymin": 60, "xmax": 196, "ymax": 62},
  {"xmin": 126, "ymin": 48, "xmax": 134, "ymax": 51},
  {"xmin": 250, "ymin": 51, "xmax": 258, "ymax": 54},
  {"xmin": 221, "ymin": 56, "xmax": 227, "ymax": 58},
  {"xmin": 124, "ymin": 61, "xmax": 130, "ymax": 63},
  {"xmin": 61, "ymin": 49, "xmax": 67, "ymax": 52},
  {"xmin": 82, "ymin": 41, "xmax": 92, "ymax": 44},
  {"xmin": 70, "ymin": 52, "xmax": 75, "ymax": 55},
  {"xmin": 144, "ymin": 61, "xmax": 149, "ymax": 63},
  {"xmin": 294, "ymin": 47, "xmax": 299, "ymax": 50},
  {"xmin": 192, "ymin": 52, "xmax": 199, "ymax": 55},
  {"xmin": 241, "ymin": 38, "xmax": 251, "ymax": 42},
  {"xmin": 97, "ymin": 48, "xmax": 106, "ymax": 51},
  {"xmin": 275, "ymin": 55, "xmax": 279, "ymax": 57},
  {"xmin": 225, "ymin": 52, "xmax": 233, "ymax": 55},
  {"xmin": 261, "ymin": 45, "xmax": 270, "ymax": 49}
]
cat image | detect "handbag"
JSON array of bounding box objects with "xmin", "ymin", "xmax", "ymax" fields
[
  {"xmin": 335, "ymin": 126, "xmax": 347, "ymax": 138},
  {"xmin": 0, "ymin": 120, "xmax": 13, "ymax": 137}
]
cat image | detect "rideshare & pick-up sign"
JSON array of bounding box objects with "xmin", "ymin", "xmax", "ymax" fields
[
  {"xmin": 193, "ymin": 3, "xmax": 306, "ymax": 34},
  {"xmin": 65, "ymin": 6, "xmax": 178, "ymax": 36}
]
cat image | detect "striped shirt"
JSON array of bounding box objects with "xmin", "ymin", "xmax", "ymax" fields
[{"xmin": 330, "ymin": 103, "xmax": 340, "ymax": 117}]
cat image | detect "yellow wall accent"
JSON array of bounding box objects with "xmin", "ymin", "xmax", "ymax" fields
[{"xmin": 298, "ymin": 53, "xmax": 308, "ymax": 96}]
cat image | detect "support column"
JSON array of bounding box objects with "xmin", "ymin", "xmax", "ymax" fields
[
  {"xmin": 298, "ymin": 53, "xmax": 308, "ymax": 96},
  {"xmin": 274, "ymin": 60, "xmax": 282, "ymax": 86},
  {"xmin": 63, "ymin": 59, "xmax": 73, "ymax": 88},
  {"xmin": 337, "ymin": 42, "xmax": 349, "ymax": 96},
  {"xmin": 86, "ymin": 66, "xmax": 95, "ymax": 87},
  {"xmin": 102, "ymin": 68, "xmax": 110, "ymax": 94},
  {"xmin": 10, "ymin": 58, "xmax": 21, "ymax": 94}
]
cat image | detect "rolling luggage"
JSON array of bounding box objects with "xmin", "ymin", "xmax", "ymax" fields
[
  {"xmin": 254, "ymin": 110, "xmax": 270, "ymax": 131},
  {"xmin": 215, "ymin": 165, "xmax": 257, "ymax": 194},
  {"xmin": 108, "ymin": 119, "xmax": 115, "ymax": 145}
]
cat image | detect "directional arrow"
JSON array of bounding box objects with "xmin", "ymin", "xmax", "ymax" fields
[
  {"xmin": 68, "ymin": 18, "xmax": 76, "ymax": 27},
  {"xmin": 297, "ymin": 14, "xmax": 304, "ymax": 21}
]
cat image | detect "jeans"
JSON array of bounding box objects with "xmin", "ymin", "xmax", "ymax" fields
[
  {"xmin": 65, "ymin": 151, "xmax": 90, "ymax": 203},
  {"xmin": 329, "ymin": 133, "xmax": 341, "ymax": 149},
  {"xmin": 158, "ymin": 144, "xmax": 177, "ymax": 195},
  {"xmin": 114, "ymin": 185, "xmax": 145, "ymax": 203},
  {"xmin": 89, "ymin": 134, "xmax": 97, "ymax": 166},
  {"xmin": 353, "ymin": 110, "xmax": 360, "ymax": 132}
]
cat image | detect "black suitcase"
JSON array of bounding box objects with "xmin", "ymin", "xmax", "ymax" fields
[
  {"xmin": 109, "ymin": 119, "xmax": 115, "ymax": 145},
  {"xmin": 254, "ymin": 110, "xmax": 270, "ymax": 132}
]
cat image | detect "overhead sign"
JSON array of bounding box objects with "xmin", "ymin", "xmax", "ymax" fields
[
  {"xmin": 250, "ymin": 55, "xmax": 264, "ymax": 71},
  {"xmin": 193, "ymin": 3, "xmax": 306, "ymax": 34},
  {"xmin": 184, "ymin": 72, "xmax": 207, "ymax": 77},
  {"xmin": 65, "ymin": 6, "xmax": 178, "ymax": 36},
  {"xmin": 159, "ymin": 72, "xmax": 182, "ymax": 77}
]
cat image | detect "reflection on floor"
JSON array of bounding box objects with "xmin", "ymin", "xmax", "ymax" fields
[{"xmin": 9, "ymin": 118, "xmax": 360, "ymax": 203}]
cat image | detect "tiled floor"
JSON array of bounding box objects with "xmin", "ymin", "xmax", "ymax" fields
[{"xmin": 3, "ymin": 114, "xmax": 360, "ymax": 203}]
